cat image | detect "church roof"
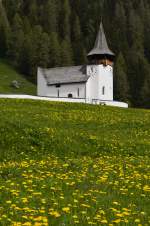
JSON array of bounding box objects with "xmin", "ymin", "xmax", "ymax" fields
[
  {"xmin": 39, "ymin": 65, "xmax": 89, "ymax": 85},
  {"xmin": 88, "ymin": 22, "xmax": 115, "ymax": 57}
]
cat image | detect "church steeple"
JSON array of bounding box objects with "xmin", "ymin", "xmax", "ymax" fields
[{"xmin": 87, "ymin": 22, "xmax": 115, "ymax": 66}]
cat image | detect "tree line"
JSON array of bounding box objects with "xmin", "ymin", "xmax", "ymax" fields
[{"xmin": 0, "ymin": 0, "xmax": 150, "ymax": 108}]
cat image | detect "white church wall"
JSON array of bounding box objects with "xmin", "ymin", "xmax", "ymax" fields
[
  {"xmin": 104, "ymin": 101, "xmax": 128, "ymax": 108},
  {"xmin": 37, "ymin": 68, "xmax": 86, "ymax": 98},
  {"xmin": 98, "ymin": 65, "xmax": 113, "ymax": 101},
  {"xmin": 46, "ymin": 83, "xmax": 86, "ymax": 99},
  {"xmin": 86, "ymin": 65, "xmax": 113, "ymax": 102},
  {"xmin": 41, "ymin": 97, "xmax": 86, "ymax": 103},
  {"xmin": 86, "ymin": 65, "xmax": 99, "ymax": 101},
  {"xmin": 37, "ymin": 68, "xmax": 50, "ymax": 96}
]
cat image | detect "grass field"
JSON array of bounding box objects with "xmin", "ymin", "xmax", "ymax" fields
[
  {"xmin": 0, "ymin": 99, "xmax": 150, "ymax": 225},
  {"xmin": 0, "ymin": 60, "xmax": 36, "ymax": 95}
]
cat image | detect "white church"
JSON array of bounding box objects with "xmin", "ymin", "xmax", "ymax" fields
[{"xmin": 37, "ymin": 23, "xmax": 128, "ymax": 108}]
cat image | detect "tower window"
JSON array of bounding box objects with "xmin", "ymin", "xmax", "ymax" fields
[
  {"xmin": 57, "ymin": 89, "xmax": 59, "ymax": 97},
  {"xmin": 77, "ymin": 88, "xmax": 80, "ymax": 97},
  {"xmin": 102, "ymin": 86, "xmax": 105, "ymax": 95}
]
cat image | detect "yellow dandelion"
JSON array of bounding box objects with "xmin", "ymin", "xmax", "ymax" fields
[
  {"xmin": 113, "ymin": 219, "xmax": 121, "ymax": 224},
  {"xmin": 6, "ymin": 200, "xmax": 12, "ymax": 204},
  {"xmin": 62, "ymin": 207, "xmax": 70, "ymax": 213},
  {"xmin": 135, "ymin": 219, "xmax": 141, "ymax": 223},
  {"xmin": 101, "ymin": 219, "xmax": 108, "ymax": 224},
  {"xmin": 113, "ymin": 201, "xmax": 120, "ymax": 205}
]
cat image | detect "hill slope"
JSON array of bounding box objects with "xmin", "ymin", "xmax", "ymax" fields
[
  {"xmin": 0, "ymin": 99, "xmax": 149, "ymax": 161},
  {"xmin": 0, "ymin": 100, "xmax": 150, "ymax": 225},
  {"xmin": 0, "ymin": 60, "xmax": 36, "ymax": 95}
]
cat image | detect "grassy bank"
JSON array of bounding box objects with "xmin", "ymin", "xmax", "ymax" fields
[
  {"xmin": 0, "ymin": 99, "xmax": 150, "ymax": 225},
  {"xmin": 0, "ymin": 60, "xmax": 36, "ymax": 95}
]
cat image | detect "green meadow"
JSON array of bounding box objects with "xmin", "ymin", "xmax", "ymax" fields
[
  {"xmin": 0, "ymin": 60, "xmax": 36, "ymax": 95},
  {"xmin": 0, "ymin": 99, "xmax": 150, "ymax": 225}
]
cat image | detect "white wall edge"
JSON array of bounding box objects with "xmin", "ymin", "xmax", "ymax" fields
[{"xmin": 0, "ymin": 95, "xmax": 128, "ymax": 108}]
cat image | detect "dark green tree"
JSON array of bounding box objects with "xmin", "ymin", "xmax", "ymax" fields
[
  {"xmin": 38, "ymin": 32, "xmax": 50, "ymax": 68},
  {"xmin": 43, "ymin": 0, "xmax": 58, "ymax": 33},
  {"xmin": 7, "ymin": 13, "xmax": 24, "ymax": 67},
  {"xmin": 114, "ymin": 52, "xmax": 129, "ymax": 102},
  {"xmin": 72, "ymin": 15, "xmax": 87, "ymax": 65},
  {"xmin": 60, "ymin": 0, "xmax": 71, "ymax": 41},
  {"xmin": 29, "ymin": 0, "xmax": 38, "ymax": 25},
  {"xmin": 0, "ymin": 1, "xmax": 10, "ymax": 57},
  {"xmin": 18, "ymin": 34, "xmax": 33, "ymax": 76},
  {"xmin": 140, "ymin": 72, "xmax": 150, "ymax": 108},
  {"xmin": 61, "ymin": 39, "xmax": 73, "ymax": 66},
  {"xmin": 127, "ymin": 9, "xmax": 144, "ymax": 53},
  {"xmin": 49, "ymin": 32, "xmax": 61, "ymax": 67}
]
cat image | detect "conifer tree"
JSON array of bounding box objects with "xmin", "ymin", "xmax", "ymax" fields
[
  {"xmin": 49, "ymin": 32, "xmax": 61, "ymax": 67},
  {"xmin": 60, "ymin": 0, "xmax": 71, "ymax": 41},
  {"xmin": 29, "ymin": 0, "xmax": 38, "ymax": 25},
  {"xmin": 140, "ymin": 73, "xmax": 150, "ymax": 108},
  {"xmin": 43, "ymin": 0, "xmax": 57, "ymax": 33},
  {"xmin": 0, "ymin": 1, "xmax": 10, "ymax": 57},
  {"xmin": 138, "ymin": 58, "xmax": 150, "ymax": 107},
  {"xmin": 72, "ymin": 15, "xmax": 86, "ymax": 65},
  {"xmin": 61, "ymin": 39, "xmax": 73, "ymax": 66},
  {"xmin": 113, "ymin": 2, "xmax": 128, "ymax": 53},
  {"xmin": 38, "ymin": 32, "xmax": 50, "ymax": 68},
  {"xmin": 29, "ymin": 25, "xmax": 43, "ymax": 76},
  {"xmin": 18, "ymin": 34, "xmax": 32, "ymax": 76},
  {"xmin": 114, "ymin": 52, "xmax": 129, "ymax": 102},
  {"xmin": 7, "ymin": 13, "xmax": 24, "ymax": 67},
  {"xmin": 127, "ymin": 9, "xmax": 144, "ymax": 53}
]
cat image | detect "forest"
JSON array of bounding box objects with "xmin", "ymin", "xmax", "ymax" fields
[{"xmin": 0, "ymin": 0, "xmax": 150, "ymax": 108}]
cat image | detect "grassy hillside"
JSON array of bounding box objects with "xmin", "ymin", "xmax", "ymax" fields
[
  {"xmin": 0, "ymin": 99, "xmax": 149, "ymax": 161},
  {"xmin": 0, "ymin": 100, "xmax": 150, "ymax": 225},
  {"xmin": 0, "ymin": 60, "xmax": 36, "ymax": 95}
]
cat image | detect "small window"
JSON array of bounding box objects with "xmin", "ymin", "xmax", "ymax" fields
[
  {"xmin": 102, "ymin": 86, "xmax": 105, "ymax": 95},
  {"xmin": 68, "ymin": 93, "xmax": 73, "ymax": 98},
  {"xmin": 77, "ymin": 88, "xmax": 80, "ymax": 97},
  {"xmin": 56, "ymin": 84, "xmax": 61, "ymax": 88},
  {"xmin": 57, "ymin": 89, "xmax": 59, "ymax": 97}
]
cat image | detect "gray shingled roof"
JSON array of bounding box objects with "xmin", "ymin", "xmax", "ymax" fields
[
  {"xmin": 88, "ymin": 22, "xmax": 115, "ymax": 57},
  {"xmin": 39, "ymin": 65, "xmax": 89, "ymax": 85}
]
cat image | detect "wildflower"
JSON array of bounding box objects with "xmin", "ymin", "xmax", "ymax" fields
[
  {"xmin": 6, "ymin": 200, "xmax": 12, "ymax": 204},
  {"xmin": 22, "ymin": 222, "xmax": 32, "ymax": 226},
  {"xmin": 62, "ymin": 207, "xmax": 70, "ymax": 213},
  {"xmin": 101, "ymin": 219, "xmax": 108, "ymax": 223},
  {"xmin": 81, "ymin": 204, "xmax": 91, "ymax": 208},
  {"xmin": 73, "ymin": 215, "xmax": 78, "ymax": 219},
  {"xmin": 113, "ymin": 201, "xmax": 120, "ymax": 205},
  {"xmin": 135, "ymin": 219, "xmax": 141, "ymax": 223},
  {"xmin": 113, "ymin": 219, "xmax": 121, "ymax": 223},
  {"xmin": 49, "ymin": 211, "xmax": 61, "ymax": 218}
]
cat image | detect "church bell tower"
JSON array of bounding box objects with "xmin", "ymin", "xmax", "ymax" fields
[{"xmin": 86, "ymin": 22, "xmax": 115, "ymax": 102}]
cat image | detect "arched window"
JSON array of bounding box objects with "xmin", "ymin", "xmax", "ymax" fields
[
  {"xmin": 68, "ymin": 93, "xmax": 73, "ymax": 98},
  {"xmin": 102, "ymin": 86, "xmax": 105, "ymax": 95}
]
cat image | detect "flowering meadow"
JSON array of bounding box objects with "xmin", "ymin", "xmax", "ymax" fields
[{"xmin": 0, "ymin": 99, "xmax": 150, "ymax": 225}]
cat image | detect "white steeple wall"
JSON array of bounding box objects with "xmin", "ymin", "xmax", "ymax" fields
[
  {"xmin": 98, "ymin": 64, "xmax": 113, "ymax": 101},
  {"xmin": 86, "ymin": 64, "xmax": 113, "ymax": 102}
]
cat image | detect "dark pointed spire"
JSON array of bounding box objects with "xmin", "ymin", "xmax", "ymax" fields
[{"xmin": 88, "ymin": 22, "xmax": 114, "ymax": 57}]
